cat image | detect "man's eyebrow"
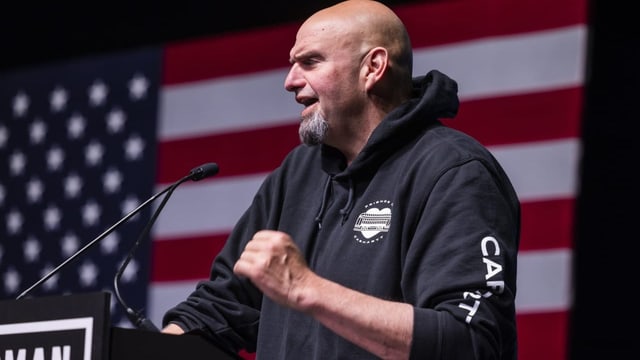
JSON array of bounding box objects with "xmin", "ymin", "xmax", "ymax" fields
[
  {"xmin": 291, "ymin": 50, "xmax": 322, "ymax": 63},
  {"xmin": 290, "ymin": 52, "xmax": 308, "ymax": 63},
  {"xmin": 288, "ymin": 54, "xmax": 300, "ymax": 64}
]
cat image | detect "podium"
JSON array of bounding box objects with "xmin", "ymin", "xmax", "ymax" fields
[{"xmin": 0, "ymin": 292, "xmax": 239, "ymax": 360}]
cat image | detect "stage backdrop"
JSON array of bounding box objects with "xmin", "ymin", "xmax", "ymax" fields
[{"xmin": 0, "ymin": 0, "xmax": 586, "ymax": 359}]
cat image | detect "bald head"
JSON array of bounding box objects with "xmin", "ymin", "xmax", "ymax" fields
[
  {"xmin": 299, "ymin": 0, "xmax": 413, "ymax": 94},
  {"xmin": 311, "ymin": 0, "xmax": 410, "ymax": 44}
]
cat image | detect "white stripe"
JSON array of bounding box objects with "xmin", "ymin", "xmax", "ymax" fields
[
  {"xmin": 152, "ymin": 139, "xmax": 579, "ymax": 238},
  {"xmin": 490, "ymin": 138, "xmax": 581, "ymax": 202},
  {"xmin": 515, "ymin": 248, "xmax": 573, "ymax": 313},
  {"xmin": 159, "ymin": 69, "xmax": 299, "ymax": 141},
  {"xmin": 147, "ymin": 249, "xmax": 572, "ymax": 326},
  {"xmin": 153, "ymin": 173, "xmax": 267, "ymax": 239},
  {"xmin": 415, "ymin": 26, "xmax": 588, "ymax": 100},
  {"xmin": 159, "ymin": 25, "xmax": 586, "ymax": 140}
]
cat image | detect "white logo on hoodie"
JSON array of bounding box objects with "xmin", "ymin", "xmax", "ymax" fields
[{"xmin": 352, "ymin": 200, "xmax": 393, "ymax": 244}]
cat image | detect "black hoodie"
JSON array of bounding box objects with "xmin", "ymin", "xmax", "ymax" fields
[{"xmin": 163, "ymin": 70, "xmax": 521, "ymax": 360}]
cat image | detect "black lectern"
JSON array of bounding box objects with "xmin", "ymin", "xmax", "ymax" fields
[{"xmin": 0, "ymin": 292, "xmax": 238, "ymax": 360}]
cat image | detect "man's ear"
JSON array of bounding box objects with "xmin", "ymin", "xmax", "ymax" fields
[{"xmin": 363, "ymin": 47, "xmax": 388, "ymax": 91}]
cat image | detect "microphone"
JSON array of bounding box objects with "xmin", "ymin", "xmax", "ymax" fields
[
  {"xmin": 15, "ymin": 162, "xmax": 220, "ymax": 303},
  {"xmin": 113, "ymin": 162, "xmax": 219, "ymax": 331},
  {"xmin": 189, "ymin": 162, "xmax": 219, "ymax": 181}
]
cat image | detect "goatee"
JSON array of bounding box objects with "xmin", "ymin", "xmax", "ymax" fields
[{"xmin": 299, "ymin": 110, "xmax": 328, "ymax": 145}]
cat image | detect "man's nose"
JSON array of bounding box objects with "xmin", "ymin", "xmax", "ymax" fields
[{"xmin": 284, "ymin": 64, "xmax": 303, "ymax": 92}]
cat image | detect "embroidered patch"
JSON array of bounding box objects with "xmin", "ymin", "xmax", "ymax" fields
[{"xmin": 352, "ymin": 200, "xmax": 393, "ymax": 244}]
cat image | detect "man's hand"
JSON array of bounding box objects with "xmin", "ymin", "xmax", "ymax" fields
[
  {"xmin": 233, "ymin": 230, "xmax": 313, "ymax": 311},
  {"xmin": 162, "ymin": 323, "xmax": 185, "ymax": 335},
  {"xmin": 233, "ymin": 230, "xmax": 413, "ymax": 359}
]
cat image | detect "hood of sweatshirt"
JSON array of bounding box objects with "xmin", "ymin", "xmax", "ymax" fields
[
  {"xmin": 322, "ymin": 69, "xmax": 459, "ymax": 177},
  {"xmin": 314, "ymin": 69, "xmax": 459, "ymax": 226}
]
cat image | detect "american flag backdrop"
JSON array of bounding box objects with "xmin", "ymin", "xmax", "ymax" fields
[
  {"xmin": 1, "ymin": 0, "xmax": 587, "ymax": 359},
  {"xmin": 0, "ymin": 49, "xmax": 162, "ymax": 327}
]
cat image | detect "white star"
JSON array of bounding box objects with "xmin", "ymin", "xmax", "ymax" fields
[
  {"xmin": 43, "ymin": 204, "xmax": 62, "ymax": 231},
  {"xmin": 29, "ymin": 119, "xmax": 47, "ymax": 144},
  {"xmin": 129, "ymin": 73, "xmax": 149, "ymax": 100},
  {"xmin": 64, "ymin": 173, "xmax": 83, "ymax": 198},
  {"xmin": 40, "ymin": 264, "xmax": 60, "ymax": 291},
  {"xmin": 67, "ymin": 113, "xmax": 86, "ymax": 139},
  {"xmin": 78, "ymin": 261, "xmax": 99, "ymax": 287},
  {"xmin": 50, "ymin": 86, "xmax": 68, "ymax": 112},
  {"xmin": 103, "ymin": 168, "xmax": 123, "ymax": 193},
  {"xmin": 13, "ymin": 91, "xmax": 29, "ymax": 117},
  {"xmin": 121, "ymin": 195, "xmax": 140, "ymax": 218},
  {"xmin": 26, "ymin": 177, "xmax": 44, "ymax": 203},
  {"xmin": 9, "ymin": 150, "xmax": 27, "ymax": 176},
  {"xmin": 124, "ymin": 134, "xmax": 145, "ymax": 160},
  {"xmin": 6, "ymin": 209, "xmax": 23, "ymax": 235},
  {"xmin": 3, "ymin": 267, "xmax": 21, "ymax": 294},
  {"xmin": 47, "ymin": 145, "xmax": 65, "ymax": 171},
  {"xmin": 85, "ymin": 140, "xmax": 104, "ymax": 166},
  {"xmin": 82, "ymin": 200, "xmax": 101, "ymax": 226},
  {"xmin": 61, "ymin": 232, "xmax": 79, "ymax": 257},
  {"xmin": 89, "ymin": 79, "xmax": 108, "ymax": 106},
  {"xmin": 23, "ymin": 236, "xmax": 42, "ymax": 262},
  {"xmin": 0, "ymin": 125, "xmax": 9, "ymax": 148},
  {"xmin": 0, "ymin": 184, "xmax": 5, "ymax": 206},
  {"xmin": 101, "ymin": 232, "xmax": 119, "ymax": 254},
  {"xmin": 120, "ymin": 258, "xmax": 139, "ymax": 283},
  {"xmin": 106, "ymin": 108, "xmax": 126, "ymax": 133}
]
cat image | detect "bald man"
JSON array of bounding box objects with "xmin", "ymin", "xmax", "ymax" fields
[{"xmin": 162, "ymin": 1, "xmax": 520, "ymax": 359}]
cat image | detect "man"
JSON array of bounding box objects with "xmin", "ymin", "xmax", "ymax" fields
[{"xmin": 162, "ymin": 1, "xmax": 520, "ymax": 359}]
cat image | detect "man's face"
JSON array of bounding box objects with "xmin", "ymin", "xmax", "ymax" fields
[{"xmin": 284, "ymin": 18, "xmax": 365, "ymax": 147}]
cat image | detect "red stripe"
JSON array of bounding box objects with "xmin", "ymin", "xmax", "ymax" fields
[
  {"xmin": 152, "ymin": 233, "xmax": 228, "ymax": 282},
  {"xmin": 156, "ymin": 88, "xmax": 581, "ymax": 183},
  {"xmin": 151, "ymin": 198, "xmax": 573, "ymax": 282},
  {"xmin": 397, "ymin": 0, "xmax": 586, "ymax": 49},
  {"xmin": 520, "ymin": 198, "xmax": 575, "ymax": 251},
  {"xmin": 239, "ymin": 350, "xmax": 255, "ymax": 360},
  {"xmin": 157, "ymin": 123, "xmax": 299, "ymax": 183},
  {"xmin": 163, "ymin": 0, "xmax": 587, "ymax": 85},
  {"xmin": 449, "ymin": 87, "xmax": 583, "ymax": 146},
  {"xmin": 517, "ymin": 311, "xmax": 569, "ymax": 360},
  {"xmin": 163, "ymin": 23, "xmax": 299, "ymax": 85}
]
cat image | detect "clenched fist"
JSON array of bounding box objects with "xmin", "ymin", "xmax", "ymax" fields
[{"xmin": 233, "ymin": 230, "xmax": 316, "ymax": 311}]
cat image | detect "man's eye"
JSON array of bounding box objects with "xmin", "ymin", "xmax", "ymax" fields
[{"xmin": 301, "ymin": 59, "xmax": 319, "ymax": 68}]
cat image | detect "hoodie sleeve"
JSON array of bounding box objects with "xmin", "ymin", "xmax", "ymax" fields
[
  {"xmin": 161, "ymin": 171, "xmax": 281, "ymax": 354},
  {"xmin": 404, "ymin": 159, "xmax": 520, "ymax": 360}
]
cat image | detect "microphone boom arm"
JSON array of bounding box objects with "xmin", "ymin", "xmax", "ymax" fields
[
  {"xmin": 14, "ymin": 161, "xmax": 219, "ymax": 300},
  {"xmin": 16, "ymin": 183, "xmax": 176, "ymax": 300},
  {"xmin": 113, "ymin": 178, "xmax": 185, "ymax": 331}
]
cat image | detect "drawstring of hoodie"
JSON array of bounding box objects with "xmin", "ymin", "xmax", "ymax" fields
[
  {"xmin": 339, "ymin": 177, "xmax": 355, "ymax": 225},
  {"xmin": 314, "ymin": 175, "xmax": 332, "ymax": 229},
  {"xmin": 314, "ymin": 175, "xmax": 356, "ymax": 228}
]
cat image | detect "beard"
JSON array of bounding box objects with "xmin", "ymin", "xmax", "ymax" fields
[{"xmin": 298, "ymin": 109, "xmax": 328, "ymax": 146}]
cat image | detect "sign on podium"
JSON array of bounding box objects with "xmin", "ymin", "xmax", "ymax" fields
[{"xmin": 0, "ymin": 292, "xmax": 239, "ymax": 360}]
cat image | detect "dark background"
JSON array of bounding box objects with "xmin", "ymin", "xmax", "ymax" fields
[{"xmin": 0, "ymin": 1, "xmax": 634, "ymax": 358}]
